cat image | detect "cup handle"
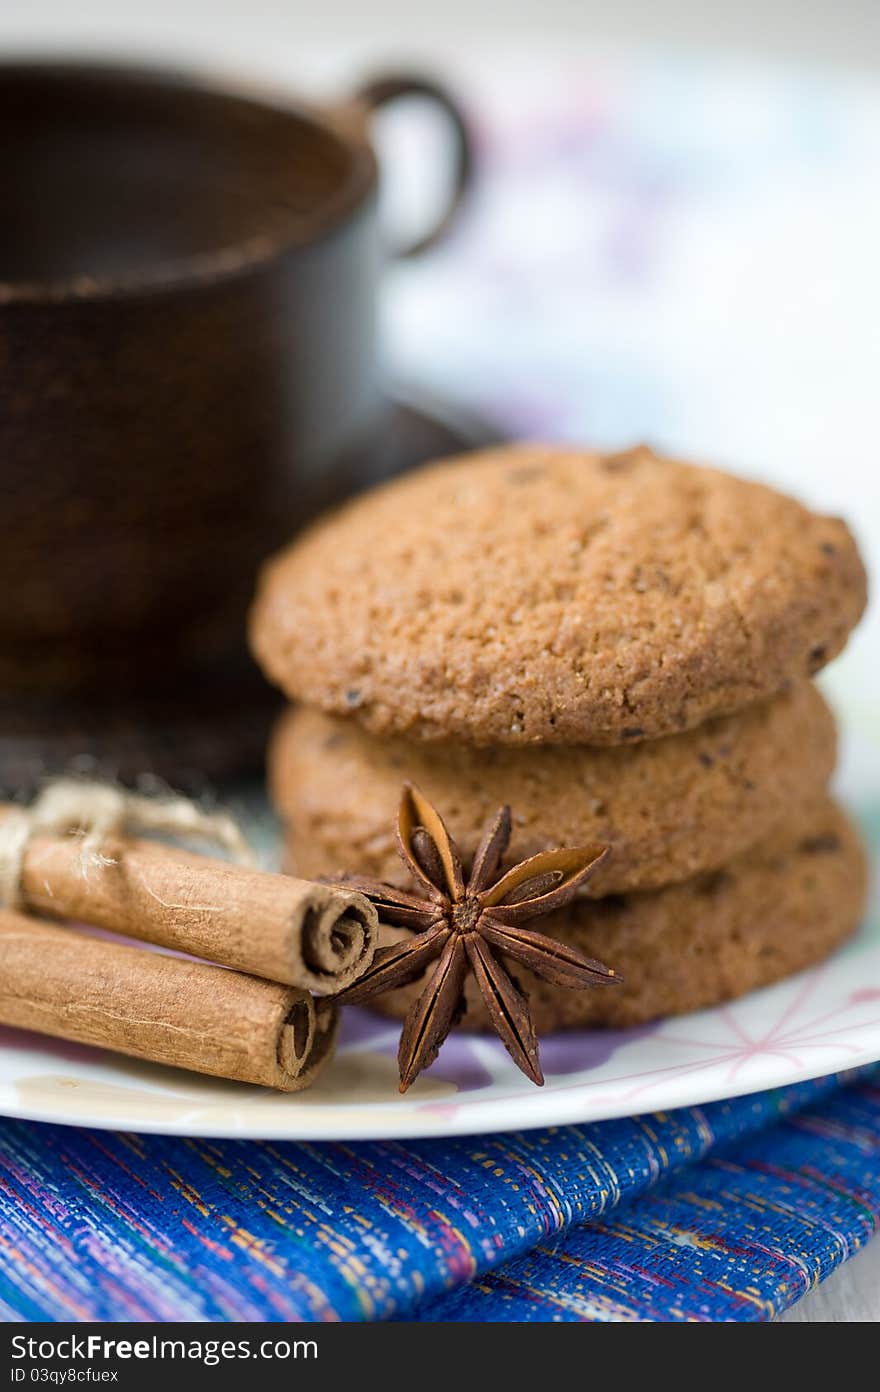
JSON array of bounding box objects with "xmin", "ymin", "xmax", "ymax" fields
[{"xmin": 348, "ymin": 73, "xmax": 474, "ymax": 259}]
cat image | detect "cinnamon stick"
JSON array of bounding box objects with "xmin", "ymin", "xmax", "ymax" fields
[
  {"xmin": 0, "ymin": 806, "xmax": 377, "ymax": 993},
  {"xmin": 0, "ymin": 912, "xmax": 337, "ymax": 1090}
]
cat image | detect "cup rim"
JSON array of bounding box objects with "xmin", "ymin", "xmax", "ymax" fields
[{"xmin": 0, "ymin": 58, "xmax": 378, "ymax": 306}]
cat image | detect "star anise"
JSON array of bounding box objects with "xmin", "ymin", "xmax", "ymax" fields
[{"xmin": 335, "ymin": 784, "xmax": 620, "ymax": 1092}]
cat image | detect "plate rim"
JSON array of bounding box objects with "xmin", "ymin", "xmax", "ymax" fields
[
  {"xmin": 2, "ymin": 956, "xmax": 878, "ymax": 1140},
  {"xmin": 2, "ymin": 1044, "xmax": 879, "ymax": 1140}
]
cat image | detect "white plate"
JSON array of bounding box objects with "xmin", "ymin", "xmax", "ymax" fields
[
  {"xmin": 4, "ymin": 721, "xmax": 878, "ymax": 1142},
  {"xmin": 1, "ymin": 853, "xmax": 877, "ymax": 1140}
]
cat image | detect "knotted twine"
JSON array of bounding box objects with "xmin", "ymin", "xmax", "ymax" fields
[{"xmin": 0, "ymin": 779, "xmax": 256, "ymax": 910}]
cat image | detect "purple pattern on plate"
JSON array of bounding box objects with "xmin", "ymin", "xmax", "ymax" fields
[{"xmin": 339, "ymin": 1008, "xmax": 659, "ymax": 1094}]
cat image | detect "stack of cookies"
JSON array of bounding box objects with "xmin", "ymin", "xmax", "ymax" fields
[{"xmin": 250, "ymin": 445, "xmax": 868, "ymax": 1032}]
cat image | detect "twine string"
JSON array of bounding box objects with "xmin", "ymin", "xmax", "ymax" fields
[{"xmin": 0, "ymin": 779, "xmax": 256, "ymax": 909}]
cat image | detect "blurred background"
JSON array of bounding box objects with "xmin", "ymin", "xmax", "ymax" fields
[{"xmin": 1, "ymin": 0, "xmax": 877, "ymax": 774}]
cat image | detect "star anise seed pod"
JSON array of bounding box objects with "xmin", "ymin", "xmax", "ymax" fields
[{"xmin": 335, "ymin": 784, "xmax": 620, "ymax": 1092}]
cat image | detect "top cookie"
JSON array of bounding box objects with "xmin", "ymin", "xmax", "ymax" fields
[{"xmin": 250, "ymin": 445, "xmax": 866, "ymax": 745}]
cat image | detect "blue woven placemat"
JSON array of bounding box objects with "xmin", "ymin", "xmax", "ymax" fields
[{"xmin": 1, "ymin": 1065, "xmax": 878, "ymax": 1322}]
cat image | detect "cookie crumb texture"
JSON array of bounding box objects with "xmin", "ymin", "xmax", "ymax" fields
[
  {"xmin": 273, "ymin": 682, "xmax": 836, "ymax": 896},
  {"xmin": 366, "ymin": 798, "xmax": 867, "ymax": 1031},
  {"xmin": 250, "ymin": 445, "xmax": 867, "ymax": 746}
]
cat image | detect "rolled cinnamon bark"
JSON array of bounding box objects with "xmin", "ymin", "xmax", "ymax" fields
[
  {"xmin": 0, "ymin": 806, "xmax": 377, "ymax": 993},
  {"xmin": 0, "ymin": 912, "xmax": 338, "ymax": 1090}
]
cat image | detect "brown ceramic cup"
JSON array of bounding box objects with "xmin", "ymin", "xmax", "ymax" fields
[{"xmin": 0, "ymin": 60, "xmax": 472, "ymax": 766}]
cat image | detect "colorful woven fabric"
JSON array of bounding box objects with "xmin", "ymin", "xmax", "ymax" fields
[
  {"xmin": 421, "ymin": 1072, "xmax": 880, "ymax": 1320},
  {"xmin": 1, "ymin": 1067, "xmax": 878, "ymax": 1322}
]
